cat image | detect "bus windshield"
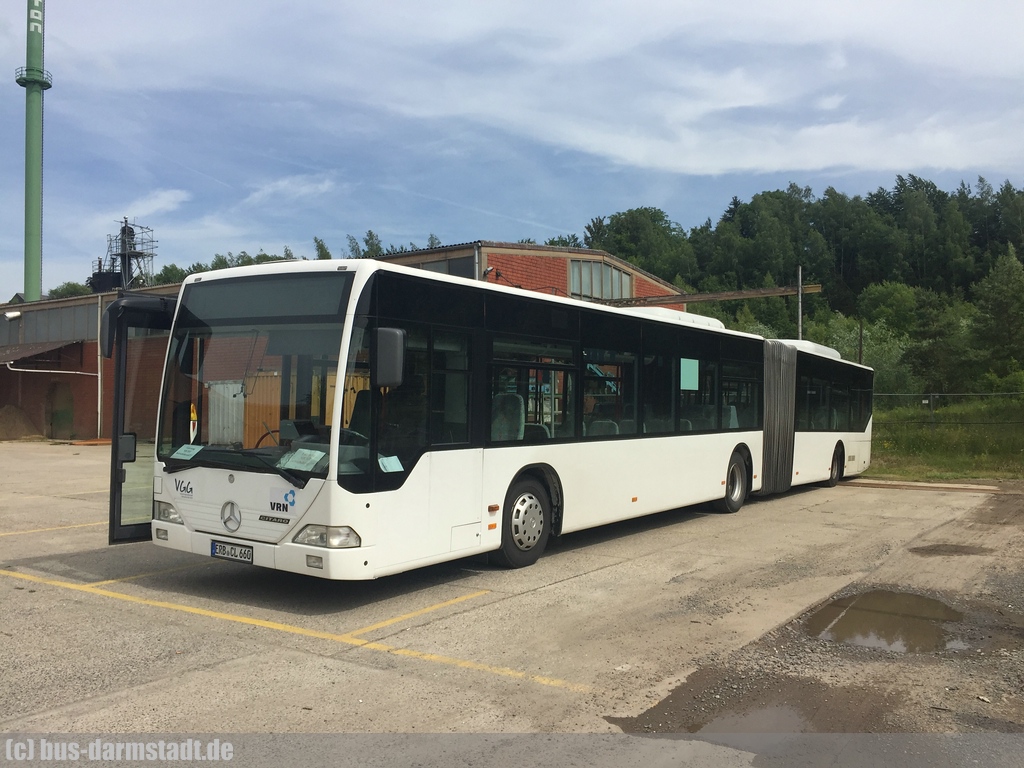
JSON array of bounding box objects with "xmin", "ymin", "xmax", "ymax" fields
[{"xmin": 156, "ymin": 271, "xmax": 353, "ymax": 482}]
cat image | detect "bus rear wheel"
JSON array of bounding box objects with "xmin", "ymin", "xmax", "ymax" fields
[
  {"xmin": 490, "ymin": 478, "xmax": 550, "ymax": 568},
  {"xmin": 715, "ymin": 450, "xmax": 748, "ymax": 514}
]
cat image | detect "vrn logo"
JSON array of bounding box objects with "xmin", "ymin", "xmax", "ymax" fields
[
  {"xmin": 269, "ymin": 489, "xmax": 296, "ymax": 513},
  {"xmin": 174, "ymin": 479, "xmax": 193, "ymax": 498}
]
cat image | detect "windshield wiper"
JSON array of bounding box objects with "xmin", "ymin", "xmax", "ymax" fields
[
  {"xmin": 163, "ymin": 449, "xmax": 307, "ymax": 489},
  {"xmin": 240, "ymin": 450, "xmax": 308, "ymax": 489}
]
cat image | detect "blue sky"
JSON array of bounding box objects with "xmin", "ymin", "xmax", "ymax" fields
[{"xmin": 2, "ymin": 0, "xmax": 1023, "ymax": 298}]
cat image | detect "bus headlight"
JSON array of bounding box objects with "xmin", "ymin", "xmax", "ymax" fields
[
  {"xmin": 293, "ymin": 525, "xmax": 361, "ymax": 549},
  {"xmin": 154, "ymin": 501, "xmax": 183, "ymax": 524}
]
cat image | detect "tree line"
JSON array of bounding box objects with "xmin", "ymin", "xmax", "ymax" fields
[
  {"xmin": 48, "ymin": 174, "xmax": 1024, "ymax": 395},
  {"xmin": 547, "ymin": 175, "xmax": 1024, "ymax": 396}
]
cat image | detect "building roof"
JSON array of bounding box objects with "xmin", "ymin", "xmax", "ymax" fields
[
  {"xmin": 377, "ymin": 239, "xmax": 682, "ymax": 295},
  {"xmin": 0, "ymin": 339, "xmax": 82, "ymax": 365}
]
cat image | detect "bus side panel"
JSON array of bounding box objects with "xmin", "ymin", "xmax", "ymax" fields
[
  {"xmin": 791, "ymin": 426, "xmax": 872, "ymax": 486},
  {"xmin": 362, "ymin": 450, "xmax": 485, "ymax": 576},
  {"xmin": 479, "ymin": 432, "xmax": 764, "ymax": 539}
]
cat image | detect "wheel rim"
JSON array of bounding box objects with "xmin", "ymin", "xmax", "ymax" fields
[
  {"xmin": 510, "ymin": 492, "xmax": 545, "ymax": 551},
  {"xmin": 726, "ymin": 462, "xmax": 745, "ymax": 504}
]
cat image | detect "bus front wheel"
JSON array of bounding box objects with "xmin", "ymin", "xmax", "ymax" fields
[
  {"xmin": 826, "ymin": 445, "xmax": 844, "ymax": 487},
  {"xmin": 490, "ymin": 478, "xmax": 550, "ymax": 569},
  {"xmin": 715, "ymin": 451, "xmax": 748, "ymax": 514}
]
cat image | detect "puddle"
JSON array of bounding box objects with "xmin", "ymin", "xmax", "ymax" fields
[
  {"xmin": 804, "ymin": 590, "xmax": 963, "ymax": 653},
  {"xmin": 606, "ymin": 667, "xmax": 895, "ymax": 735},
  {"xmin": 688, "ymin": 705, "xmax": 809, "ymax": 734},
  {"xmin": 909, "ymin": 543, "xmax": 994, "ymax": 557}
]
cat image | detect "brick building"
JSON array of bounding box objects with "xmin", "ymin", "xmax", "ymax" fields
[
  {"xmin": 378, "ymin": 241, "xmax": 685, "ymax": 309},
  {"xmin": 0, "ymin": 243, "xmax": 684, "ymax": 440}
]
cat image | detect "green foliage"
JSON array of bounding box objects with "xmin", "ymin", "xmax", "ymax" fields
[
  {"xmin": 151, "ymin": 250, "xmax": 291, "ymax": 284},
  {"xmin": 346, "ymin": 234, "xmax": 363, "ymax": 259},
  {"xmin": 48, "ymin": 281, "xmax": 91, "ymax": 299},
  {"xmin": 804, "ymin": 313, "xmax": 920, "ymax": 394},
  {"xmin": 345, "ymin": 230, "xmax": 441, "ymax": 257},
  {"xmin": 591, "ymin": 207, "xmax": 697, "ymax": 286},
  {"xmin": 546, "ymin": 233, "xmax": 584, "ymax": 248},
  {"xmin": 903, "ymin": 291, "xmax": 979, "ymax": 392},
  {"xmin": 971, "ymin": 246, "xmax": 1024, "ymax": 377},
  {"xmin": 857, "ymin": 281, "xmax": 918, "ymax": 336},
  {"xmin": 151, "ymin": 263, "xmax": 190, "ymax": 285},
  {"xmin": 313, "ymin": 236, "xmax": 332, "ymax": 260}
]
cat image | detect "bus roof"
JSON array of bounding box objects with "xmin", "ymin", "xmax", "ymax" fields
[{"xmin": 181, "ymin": 257, "xmax": 765, "ymax": 343}]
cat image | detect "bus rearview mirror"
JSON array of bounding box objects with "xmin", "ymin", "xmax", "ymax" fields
[{"xmin": 373, "ymin": 327, "xmax": 406, "ymax": 388}]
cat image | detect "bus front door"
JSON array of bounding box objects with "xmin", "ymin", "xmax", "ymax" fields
[{"xmin": 101, "ymin": 293, "xmax": 176, "ymax": 543}]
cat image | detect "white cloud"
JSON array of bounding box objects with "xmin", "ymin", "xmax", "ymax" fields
[
  {"xmin": 2, "ymin": 0, "xmax": 1024, "ymax": 299},
  {"xmin": 816, "ymin": 95, "xmax": 846, "ymax": 112},
  {"xmin": 241, "ymin": 175, "xmax": 336, "ymax": 207},
  {"xmin": 133, "ymin": 189, "xmax": 192, "ymax": 217}
]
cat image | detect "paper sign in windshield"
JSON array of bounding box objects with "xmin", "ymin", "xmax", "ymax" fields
[
  {"xmin": 278, "ymin": 448, "xmax": 325, "ymax": 472},
  {"xmin": 170, "ymin": 444, "xmax": 203, "ymax": 460},
  {"xmin": 378, "ymin": 455, "xmax": 404, "ymax": 473}
]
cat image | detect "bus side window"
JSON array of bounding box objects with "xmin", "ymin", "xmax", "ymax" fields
[
  {"xmin": 430, "ymin": 331, "xmax": 470, "ymax": 444},
  {"xmin": 491, "ymin": 392, "xmax": 525, "ymax": 441},
  {"xmin": 378, "ymin": 327, "xmax": 430, "ymax": 460}
]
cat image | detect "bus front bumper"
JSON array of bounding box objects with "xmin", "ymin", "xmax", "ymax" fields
[{"xmin": 151, "ymin": 523, "xmax": 376, "ymax": 580}]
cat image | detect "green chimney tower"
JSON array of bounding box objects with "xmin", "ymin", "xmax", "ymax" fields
[{"xmin": 16, "ymin": 0, "xmax": 52, "ymax": 302}]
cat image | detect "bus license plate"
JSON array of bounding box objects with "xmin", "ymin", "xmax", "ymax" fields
[{"xmin": 211, "ymin": 540, "xmax": 253, "ymax": 564}]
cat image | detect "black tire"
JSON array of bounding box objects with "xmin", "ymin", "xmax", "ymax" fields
[
  {"xmin": 714, "ymin": 450, "xmax": 748, "ymax": 514},
  {"xmin": 489, "ymin": 478, "xmax": 550, "ymax": 568},
  {"xmin": 826, "ymin": 445, "xmax": 844, "ymax": 487}
]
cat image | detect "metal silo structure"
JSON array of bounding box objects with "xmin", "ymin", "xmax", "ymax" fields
[{"xmin": 15, "ymin": 0, "xmax": 52, "ymax": 302}]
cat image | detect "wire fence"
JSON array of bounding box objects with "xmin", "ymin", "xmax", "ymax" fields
[
  {"xmin": 872, "ymin": 392, "xmax": 1024, "ymax": 467},
  {"xmin": 875, "ymin": 392, "xmax": 1024, "ymax": 422}
]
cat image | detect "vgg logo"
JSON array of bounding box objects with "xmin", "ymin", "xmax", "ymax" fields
[{"xmin": 174, "ymin": 479, "xmax": 193, "ymax": 495}]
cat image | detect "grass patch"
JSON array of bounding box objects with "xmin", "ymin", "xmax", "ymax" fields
[{"xmin": 869, "ymin": 397, "xmax": 1024, "ymax": 481}]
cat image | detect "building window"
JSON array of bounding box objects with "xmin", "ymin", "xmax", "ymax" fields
[
  {"xmin": 417, "ymin": 256, "xmax": 475, "ymax": 279},
  {"xmin": 570, "ymin": 260, "xmax": 632, "ymax": 300}
]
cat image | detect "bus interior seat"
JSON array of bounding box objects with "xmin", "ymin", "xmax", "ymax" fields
[
  {"xmin": 643, "ymin": 418, "xmax": 669, "ymax": 433},
  {"xmin": 587, "ymin": 419, "xmax": 619, "ymax": 436},
  {"xmin": 812, "ymin": 407, "xmax": 829, "ymax": 430},
  {"xmin": 725, "ymin": 405, "xmax": 738, "ymax": 429},
  {"xmin": 348, "ymin": 389, "xmax": 371, "ymax": 436},
  {"xmin": 618, "ymin": 418, "xmax": 637, "ymax": 434},
  {"xmin": 523, "ymin": 422, "xmax": 550, "ymax": 441},
  {"xmin": 491, "ymin": 393, "xmax": 525, "ymax": 441}
]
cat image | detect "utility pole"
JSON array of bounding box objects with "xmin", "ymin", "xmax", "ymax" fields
[{"xmin": 797, "ymin": 265, "xmax": 803, "ymax": 340}]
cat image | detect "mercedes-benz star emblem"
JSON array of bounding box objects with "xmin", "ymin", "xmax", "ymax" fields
[{"xmin": 220, "ymin": 502, "xmax": 242, "ymax": 532}]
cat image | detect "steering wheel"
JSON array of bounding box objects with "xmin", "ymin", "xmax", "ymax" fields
[{"xmin": 255, "ymin": 430, "xmax": 279, "ymax": 448}]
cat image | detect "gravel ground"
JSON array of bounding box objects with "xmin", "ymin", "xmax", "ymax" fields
[{"xmin": 611, "ymin": 482, "xmax": 1024, "ymax": 734}]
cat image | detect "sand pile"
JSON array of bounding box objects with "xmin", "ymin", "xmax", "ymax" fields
[{"xmin": 0, "ymin": 404, "xmax": 43, "ymax": 440}]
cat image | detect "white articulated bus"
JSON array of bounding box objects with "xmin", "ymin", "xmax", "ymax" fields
[{"xmin": 102, "ymin": 259, "xmax": 872, "ymax": 578}]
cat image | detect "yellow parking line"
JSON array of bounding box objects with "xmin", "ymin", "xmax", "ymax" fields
[
  {"xmin": 85, "ymin": 564, "xmax": 204, "ymax": 586},
  {"xmin": 11, "ymin": 489, "xmax": 109, "ymax": 501},
  {"xmin": 0, "ymin": 521, "xmax": 105, "ymax": 537},
  {"xmin": 0, "ymin": 569, "xmax": 590, "ymax": 693},
  {"xmin": 346, "ymin": 589, "xmax": 491, "ymax": 637}
]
